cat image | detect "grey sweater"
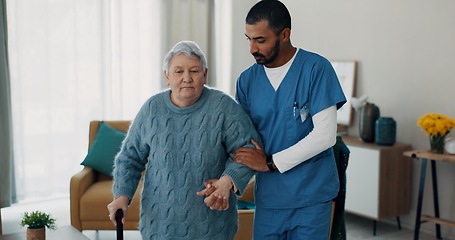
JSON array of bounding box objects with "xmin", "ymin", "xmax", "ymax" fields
[{"xmin": 112, "ymin": 87, "xmax": 259, "ymax": 240}]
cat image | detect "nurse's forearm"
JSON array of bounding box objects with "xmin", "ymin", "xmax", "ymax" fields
[{"xmin": 273, "ymin": 106, "xmax": 337, "ymax": 173}]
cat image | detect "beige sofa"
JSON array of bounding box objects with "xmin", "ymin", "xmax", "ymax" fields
[{"xmin": 70, "ymin": 120, "xmax": 255, "ymax": 239}]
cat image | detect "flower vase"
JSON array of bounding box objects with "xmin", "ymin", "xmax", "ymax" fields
[{"xmin": 430, "ymin": 135, "xmax": 446, "ymax": 154}]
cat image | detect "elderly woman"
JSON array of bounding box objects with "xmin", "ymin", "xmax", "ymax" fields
[{"xmin": 107, "ymin": 40, "xmax": 260, "ymax": 239}]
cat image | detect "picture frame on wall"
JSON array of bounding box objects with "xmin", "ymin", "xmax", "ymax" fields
[{"xmin": 330, "ymin": 61, "xmax": 357, "ymax": 126}]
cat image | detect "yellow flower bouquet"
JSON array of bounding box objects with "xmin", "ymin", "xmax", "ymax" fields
[{"xmin": 417, "ymin": 113, "xmax": 455, "ymax": 153}]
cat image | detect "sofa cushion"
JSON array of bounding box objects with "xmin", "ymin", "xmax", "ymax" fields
[
  {"xmin": 81, "ymin": 121, "xmax": 126, "ymax": 176},
  {"xmin": 237, "ymin": 200, "xmax": 255, "ymax": 210},
  {"xmin": 80, "ymin": 181, "xmax": 115, "ymax": 221},
  {"xmin": 80, "ymin": 180, "xmax": 141, "ymax": 222}
]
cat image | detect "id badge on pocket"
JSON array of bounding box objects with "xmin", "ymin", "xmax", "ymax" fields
[{"xmin": 300, "ymin": 103, "xmax": 310, "ymax": 123}]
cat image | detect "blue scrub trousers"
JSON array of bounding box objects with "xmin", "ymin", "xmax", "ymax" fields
[{"xmin": 253, "ymin": 201, "xmax": 332, "ymax": 240}]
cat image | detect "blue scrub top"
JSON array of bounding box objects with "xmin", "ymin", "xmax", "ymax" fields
[{"xmin": 236, "ymin": 49, "xmax": 346, "ymax": 209}]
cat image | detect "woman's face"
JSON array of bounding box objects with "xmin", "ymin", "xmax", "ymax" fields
[{"xmin": 164, "ymin": 54, "xmax": 207, "ymax": 108}]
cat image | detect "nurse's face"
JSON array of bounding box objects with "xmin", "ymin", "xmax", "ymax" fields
[
  {"xmin": 164, "ymin": 54, "xmax": 207, "ymax": 108},
  {"xmin": 245, "ymin": 20, "xmax": 282, "ymax": 68}
]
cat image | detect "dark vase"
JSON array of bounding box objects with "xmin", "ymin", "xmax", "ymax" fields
[
  {"xmin": 375, "ymin": 117, "xmax": 396, "ymax": 146},
  {"xmin": 359, "ymin": 103, "xmax": 380, "ymax": 143}
]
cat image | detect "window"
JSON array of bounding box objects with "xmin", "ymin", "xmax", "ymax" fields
[{"xmin": 7, "ymin": 0, "xmax": 162, "ymax": 201}]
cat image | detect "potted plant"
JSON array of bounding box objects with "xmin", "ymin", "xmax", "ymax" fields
[{"xmin": 20, "ymin": 211, "xmax": 57, "ymax": 240}]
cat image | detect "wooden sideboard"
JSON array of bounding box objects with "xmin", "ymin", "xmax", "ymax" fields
[{"xmin": 343, "ymin": 136, "xmax": 412, "ymax": 222}]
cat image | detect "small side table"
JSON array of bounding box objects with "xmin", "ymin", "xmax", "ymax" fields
[{"xmin": 403, "ymin": 150, "xmax": 455, "ymax": 240}]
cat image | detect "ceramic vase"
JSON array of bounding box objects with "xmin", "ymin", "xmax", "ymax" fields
[
  {"xmin": 359, "ymin": 103, "xmax": 380, "ymax": 143},
  {"xmin": 375, "ymin": 117, "xmax": 396, "ymax": 146},
  {"xmin": 27, "ymin": 228, "xmax": 45, "ymax": 240}
]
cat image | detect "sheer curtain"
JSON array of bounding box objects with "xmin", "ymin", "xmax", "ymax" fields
[
  {"xmin": 160, "ymin": 0, "xmax": 232, "ymax": 94},
  {"xmin": 6, "ymin": 0, "xmax": 163, "ymax": 201},
  {"xmin": 213, "ymin": 0, "xmax": 232, "ymax": 95},
  {"xmin": 161, "ymin": 0, "xmax": 218, "ymax": 90}
]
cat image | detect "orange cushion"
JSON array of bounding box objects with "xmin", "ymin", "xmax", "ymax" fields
[{"xmin": 80, "ymin": 180, "xmax": 141, "ymax": 222}]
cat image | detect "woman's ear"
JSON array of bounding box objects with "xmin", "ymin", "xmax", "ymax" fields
[
  {"xmin": 203, "ymin": 68, "xmax": 208, "ymax": 84},
  {"xmin": 164, "ymin": 70, "xmax": 170, "ymax": 86}
]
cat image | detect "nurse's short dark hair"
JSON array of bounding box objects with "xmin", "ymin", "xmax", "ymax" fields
[{"xmin": 245, "ymin": 0, "xmax": 291, "ymax": 36}]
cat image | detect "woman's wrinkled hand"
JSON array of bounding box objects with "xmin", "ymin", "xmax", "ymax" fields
[
  {"xmin": 196, "ymin": 176, "xmax": 233, "ymax": 211},
  {"xmin": 107, "ymin": 195, "xmax": 129, "ymax": 226}
]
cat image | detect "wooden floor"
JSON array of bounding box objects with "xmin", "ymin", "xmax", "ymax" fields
[{"xmin": 0, "ymin": 197, "xmax": 441, "ymax": 239}]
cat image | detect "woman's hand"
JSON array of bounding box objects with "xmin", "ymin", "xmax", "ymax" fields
[
  {"xmin": 197, "ymin": 176, "xmax": 233, "ymax": 211},
  {"xmin": 107, "ymin": 195, "xmax": 129, "ymax": 226}
]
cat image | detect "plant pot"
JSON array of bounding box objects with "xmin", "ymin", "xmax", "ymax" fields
[{"xmin": 27, "ymin": 228, "xmax": 45, "ymax": 240}]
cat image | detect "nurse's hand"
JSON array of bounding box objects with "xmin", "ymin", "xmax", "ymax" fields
[
  {"xmin": 196, "ymin": 179, "xmax": 218, "ymax": 198},
  {"xmin": 234, "ymin": 139, "xmax": 269, "ymax": 172}
]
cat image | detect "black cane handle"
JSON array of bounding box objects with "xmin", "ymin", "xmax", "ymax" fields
[{"xmin": 115, "ymin": 209, "xmax": 124, "ymax": 240}]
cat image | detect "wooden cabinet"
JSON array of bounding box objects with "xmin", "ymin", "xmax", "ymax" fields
[{"xmin": 343, "ymin": 136, "xmax": 412, "ymax": 220}]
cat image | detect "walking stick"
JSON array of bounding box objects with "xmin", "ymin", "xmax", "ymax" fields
[{"xmin": 115, "ymin": 209, "xmax": 124, "ymax": 240}]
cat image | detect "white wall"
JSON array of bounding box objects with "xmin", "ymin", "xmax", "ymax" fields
[{"xmin": 230, "ymin": 0, "xmax": 455, "ymax": 238}]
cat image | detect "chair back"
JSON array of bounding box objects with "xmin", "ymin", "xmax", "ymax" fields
[{"xmin": 330, "ymin": 135, "xmax": 350, "ymax": 240}]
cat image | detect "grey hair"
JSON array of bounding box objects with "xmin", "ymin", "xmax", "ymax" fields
[{"xmin": 162, "ymin": 41, "xmax": 208, "ymax": 73}]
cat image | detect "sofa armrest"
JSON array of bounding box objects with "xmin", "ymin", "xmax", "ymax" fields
[{"xmin": 70, "ymin": 167, "xmax": 96, "ymax": 230}]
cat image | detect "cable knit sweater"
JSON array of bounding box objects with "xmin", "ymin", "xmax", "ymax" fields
[{"xmin": 112, "ymin": 87, "xmax": 259, "ymax": 240}]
